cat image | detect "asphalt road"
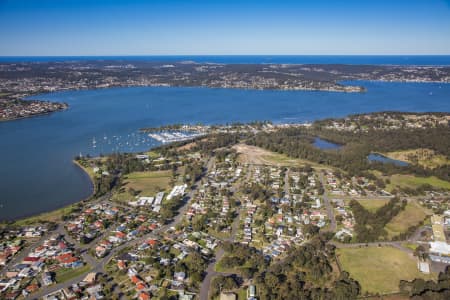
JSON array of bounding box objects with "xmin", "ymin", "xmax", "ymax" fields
[
  {"xmin": 319, "ymin": 172, "xmax": 337, "ymax": 232},
  {"xmin": 284, "ymin": 168, "xmax": 290, "ymax": 196},
  {"xmin": 199, "ymin": 183, "xmax": 243, "ymax": 300}
]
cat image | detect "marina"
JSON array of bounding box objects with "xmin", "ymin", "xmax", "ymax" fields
[{"xmin": 148, "ymin": 131, "xmax": 205, "ymax": 144}]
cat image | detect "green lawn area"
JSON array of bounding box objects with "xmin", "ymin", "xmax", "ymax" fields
[
  {"xmin": 113, "ymin": 170, "xmax": 172, "ymax": 202},
  {"xmin": 234, "ymin": 144, "xmax": 330, "ymax": 170},
  {"xmin": 145, "ymin": 150, "xmax": 161, "ymax": 159},
  {"xmin": 337, "ymin": 247, "xmax": 434, "ymax": 295},
  {"xmin": 385, "ymin": 201, "xmax": 429, "ymax": 238},
  {"xmin": 237, "ymin": 288, "xmax": 248, "ymax": 300},
  {"xmin": 55, "ymin": 265, "xmax": 91, "ymax": 283},
  {"xmin": 387, "ymin": 174, "xmax": 450, "ymax": 192},
  {"xmin": 261, "ymin": 152, "xmax": 330, "ymax": 169},
  {"xmin": 345, "ymin": 199, "xmax": 389, "ymax": 213}
]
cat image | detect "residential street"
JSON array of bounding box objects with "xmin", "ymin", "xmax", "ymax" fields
[
  {"xmin": 319, "ymin": 172, "xmax": 337, "ymax": 232},
  {"xmin": 24, "ymin": 157, "xmax": 215, "ymax": 300}
]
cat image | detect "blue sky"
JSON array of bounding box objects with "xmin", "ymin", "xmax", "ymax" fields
[{"xmin": 0, "ymin": 0, "xmax": 449, "ymax": 55}]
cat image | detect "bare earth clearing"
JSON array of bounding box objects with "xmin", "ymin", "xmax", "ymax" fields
[{"xmin": 233, "ymin": 143, "xmax": 329, "ymax": 169}]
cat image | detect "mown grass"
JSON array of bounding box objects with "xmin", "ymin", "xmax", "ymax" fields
[
  {"xmin": 145, "ymin": 150, "xmax": 161, "ymax": 159},
  {"xmin": 113, "ymin": 170, "xmax": 172, "ymax": 203},
  {"xmin": 237, "ymin": 288, "xmax": 248, "ymax": 300},
  {"xmin": 354, "ymin": 199, "xmax": 389, "ymax": 213},
  {"xmin": 337, "ymin": 247, "xmax": 434, "ymax": 295},
  {"xmin": 234, "ymin": 143, "xmax": 330, "ymax": 170},
  {"xmin": 55, "ymin": 265, "xmax": 91, "ymax": 283},
  {"xmin": 261, "ymin": 152, "xmax": 326, "ymax": 168},
  {"xmin": 387, "ymin": 174, "xmax": 450, "ymax": 192},
  {"xmin": 385, "ymin": 201, "xmax": 429, "ymax": 238}
]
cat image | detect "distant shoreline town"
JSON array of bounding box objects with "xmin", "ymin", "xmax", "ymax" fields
[{"xmin": 1, "ymin": 60, "xmax": 450, "ymax": 121}]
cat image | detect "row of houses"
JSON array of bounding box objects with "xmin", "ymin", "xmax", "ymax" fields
[
  {"xmin": 0, "ymin": 234, "xmax": 85, "ymax": 298},
  {"xmin": 95, "ymin": 219, "xmax": 160, "ymax": 258},
  {"xmin": 65, "ymin": 203, "xmax": 120, "ymax": 243}
]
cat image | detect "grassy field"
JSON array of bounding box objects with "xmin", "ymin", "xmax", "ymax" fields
[
  {"xmin": 345, "ymin": 199, "xmax": 389, "ymax": 213},
  {"xmin": 337, "ymin": 247, "xmax": 434, "ymax": 294},
  {"xmin": 387, "ymin": 174, "xmax": 450, "ymax": 192},
  {"xmin": 233, "ymin": 143, "xmax": 330, "ymax": 169},
  {"xmin": 384, "ymin": 149, "xmax": 449, "ymax": 169},
  {"xmin": 55, "ymin": 265, "xmax": 91, "ymax": 283},
  {"xmin": 261, "ymin": 152, "xmax": 323, "ymax": 167},
  {"xmin": 145, "ymin": 150, "xmax": 161, "ymax": 159},
  {"xmin": 385, "ymin": 201, "xmax": 429, "ymax": 238},
  {"xmin": 113, "ymin": 170, "xmax": 172, "ymax": 202}
]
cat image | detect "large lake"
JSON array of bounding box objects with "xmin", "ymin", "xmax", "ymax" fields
[{"xmin": 1, "ymin": 81, "xmax": 450, "ymax": 220}]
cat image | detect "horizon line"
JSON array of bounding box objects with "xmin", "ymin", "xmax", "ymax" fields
[{"xmin": 2, "ymin": 54, "xmax": 450, "ymax": 57}]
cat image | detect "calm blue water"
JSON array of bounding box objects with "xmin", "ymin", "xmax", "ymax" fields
[
  {"xmin": 1, "ymin": 55, "xmax": 450, "ymax": 65},
  {"xmin": 1, "ymin": 81, "xmax": 450, "ymax": 220},
  {"xmin": 313, "ymin": 138, "xmax": 342, "ymax": 150},
  {"xmin": 368, "ymin": 153, "xmax": 409, "ymax": 167}
]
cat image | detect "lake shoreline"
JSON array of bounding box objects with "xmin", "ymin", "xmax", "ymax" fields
[
  {"xmin": 1, "ymin": 160, "xmax": 95, "ymax": 224},
  {"xmin": 72, "ymin": 159, "xmax": 96, "ymax": 197}
]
